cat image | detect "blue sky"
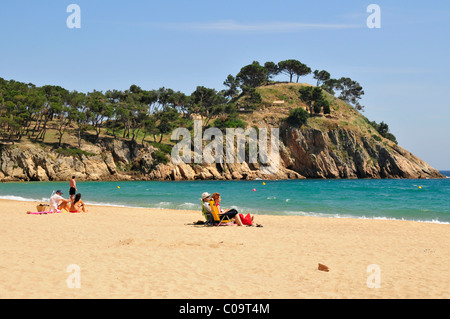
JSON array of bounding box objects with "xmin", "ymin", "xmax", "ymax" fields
[{"xmin": 0, "ymin": 0, "xmax": 449, "ymax": 169}]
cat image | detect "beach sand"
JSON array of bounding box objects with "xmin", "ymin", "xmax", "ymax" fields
[{"xmin": 0, "ymin": 198, "xmax": 449, "ymax": 299}]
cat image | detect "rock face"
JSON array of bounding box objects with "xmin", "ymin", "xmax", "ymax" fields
[
  {"xmin": 281, "ymin": 126, "xmax": 443, "ymax": 179},
  {"xmin": 0, "ymin": 125, "xmax": 443, "ymax": 182}
]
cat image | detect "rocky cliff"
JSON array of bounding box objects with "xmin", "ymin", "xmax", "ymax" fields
[
  {"xmin": 281, "ymin": 125, "xmax": 442, "ymax": 179},
  {"xmin": 0, "ymin": 125, "xmax": 443, "ymax": 182}
]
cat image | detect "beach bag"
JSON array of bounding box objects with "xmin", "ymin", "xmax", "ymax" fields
[
  {"xmin": 36, "ymin": 204, "xmax": 49, "ymax": 212},
  {"xmin": 239, "ymin": 213, "xmax": 252, "ymax": 226}
]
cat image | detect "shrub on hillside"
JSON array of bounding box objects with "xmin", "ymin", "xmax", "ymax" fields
[{"xmin": 286, "ymin": 107, "xmax": 309, "ymax": 127}]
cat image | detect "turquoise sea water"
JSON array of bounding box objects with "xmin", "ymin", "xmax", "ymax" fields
[{"xmin": 1, "ymin": 171, "xmax": 449, "ymax": 224}]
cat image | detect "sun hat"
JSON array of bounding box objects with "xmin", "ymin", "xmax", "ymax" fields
[{"xmin": 201, "ymin": 192, "xmax": 210, "ymax": 199}]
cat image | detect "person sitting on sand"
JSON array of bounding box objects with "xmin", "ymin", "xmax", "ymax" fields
[
  {"xmin": 201, "ymin": 192, "xmax": 214, "ymax": 224},
  {"xmin": 212, "ymin": 192, "xmax": 252, "ymax": 226},
  {"xmin": 211, "ymin": 192, "xmax": 255, "ymax": 226},
  {"xmin": 202, "ymin": 192, "xmax": 212, "ymax": 212},
  {"xmin": 69, "ymin": 193, "xmax": 87, "ymax": 213},
  {"xmin": 49, "ymin": 190, "xmax": 70, "ymax": 213}
]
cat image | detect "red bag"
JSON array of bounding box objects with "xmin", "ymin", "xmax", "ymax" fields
[{"xmin": 239, "ymin": 213, "xmax": 252, "ymax": 226}]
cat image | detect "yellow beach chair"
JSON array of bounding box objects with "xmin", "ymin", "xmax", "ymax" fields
[{"xmin": 208, "ymin": 200, "xmax": 235, "ymax": 226}]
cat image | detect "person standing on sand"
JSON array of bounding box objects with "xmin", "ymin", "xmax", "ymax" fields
[{"xmin": 69, "ymin": 176, "xmax": 77, "ymax": 202}]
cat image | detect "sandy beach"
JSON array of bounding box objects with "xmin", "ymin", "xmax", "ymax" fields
[{"xmin": 0, "ymin": 198, "xmax": 449, "ymax": 299}]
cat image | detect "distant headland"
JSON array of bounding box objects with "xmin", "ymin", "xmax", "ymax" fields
[{"xmin": 0, "ymin": 59, "xmax": 443, "ymax": 181}]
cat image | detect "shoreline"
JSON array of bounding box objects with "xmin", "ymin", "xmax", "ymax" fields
[
  {"xmin": 1, "ymin": 195, "xmax": 449, "ymax": 225},
  {"xmin": 1, "ymin": 198, "xmax": 449, "ymax": 299}
]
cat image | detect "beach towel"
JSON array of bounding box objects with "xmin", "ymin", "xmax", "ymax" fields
[{"xmin": 27, "ymin": 210, "xmax": 63, "ymax": 215}]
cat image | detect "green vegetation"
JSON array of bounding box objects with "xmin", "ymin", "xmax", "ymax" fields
[
  {"xmin": 286, "ymin": 107, "xmax": 309, "ymax": 127},
  {"xmin": 0, "ymin": 58, "xmax": 396, "ymax": 153},
  {"xmin": 149, "ymin": 143, "xmax": 173, "ymax": 165},
  {"xmin": 298, "ymin": 86, "xmax": 330, "ymax": 115},
  {"xmin": 368, "ymin": 120, "xmax": 398, "ymax": 144}
]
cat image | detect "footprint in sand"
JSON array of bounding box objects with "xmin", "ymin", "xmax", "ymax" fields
[{"xmin": 118, "ymin": 238, "xmax": 134, "ymax": 246}]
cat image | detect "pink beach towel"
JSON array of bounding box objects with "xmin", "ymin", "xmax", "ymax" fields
[{"xmin": 27, "ymin": 210, "xmax": 62, "ymax": 215}]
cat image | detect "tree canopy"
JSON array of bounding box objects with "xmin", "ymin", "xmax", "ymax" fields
[
  {"xmin": 278, "ymin": 59, "xmax": 311, "ymax": 83},
  {"xmin": 0, "ymin": 58, "xmax": 389, "ymax": 147},
  {"xmin": 298, "ymin": 86, "xmax": 330, "ymax": 115},
  {"xmin": 236, "ymin": 61, "xmax": 268, "ymax": 89}
]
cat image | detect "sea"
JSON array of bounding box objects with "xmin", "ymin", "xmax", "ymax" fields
[{"xmin": 1, "ymin": 171, "xmax": 449, "ymax": 224}]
